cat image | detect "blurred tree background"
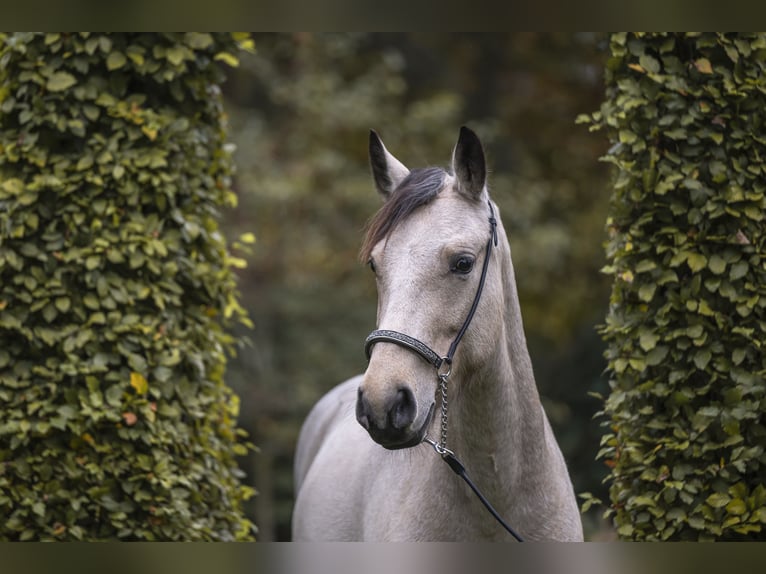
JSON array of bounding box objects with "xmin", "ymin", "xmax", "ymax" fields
[{"xmin": 221, "ymin": 33, "xmax": 613, "ymax": 540}]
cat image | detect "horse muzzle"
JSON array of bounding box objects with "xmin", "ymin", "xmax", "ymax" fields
[{"xmin": 356, "ymin": 387, "xmax": 435, "ymax": 450}]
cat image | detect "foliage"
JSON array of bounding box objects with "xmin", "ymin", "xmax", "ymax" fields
[
  {"xmin": 587, "ymin": 32, "xmax": 766, "ymax": 540},
  {"xmin": 223, "ymin": 33, "xmax": 611, "ymax": 539},
  {"xmin": 0, "ymin": 32, "xmax": 254, "ymax": 540}
]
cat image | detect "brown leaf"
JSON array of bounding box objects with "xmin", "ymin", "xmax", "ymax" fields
[
  {"xmin": 695, "ymin": 58, "xmax": 713, "ymax": 74},
  {"xmin": 736, "ymin": 229, "xmax": 751, "ymax": 245},
  {"xmin": 122, "ymin": 412, "xmax": 138, "ymax": 426}
]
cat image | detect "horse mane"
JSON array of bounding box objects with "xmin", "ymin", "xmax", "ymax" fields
[{"xmin": 360, "ymin": 167, "xmax": 447, "ymax": 262}]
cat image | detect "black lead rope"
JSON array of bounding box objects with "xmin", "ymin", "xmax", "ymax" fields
[
  {"xmin": 365, "ymin": 200, "xmax": 525, "ymax": 542},
  {"xmin": 439, "ymin": 448, "xmax": 525, "ymax": 542}
]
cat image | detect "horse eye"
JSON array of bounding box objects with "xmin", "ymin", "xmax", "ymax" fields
[
  {"xmin": 450, "ymin": 255, "xmax": 475, "ymax": 274},
  {"xmin": 368, "ymin": 259, "xmax": 377, "ymax": 274}
]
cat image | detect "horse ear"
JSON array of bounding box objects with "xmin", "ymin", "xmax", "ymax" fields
[
  {"xmin": 369, "ymin": 130, "xmax": 409, "ymax": 200},
  {"xmin": 451, "ymin": 126, "xmax": 487, "ymax": 200}
]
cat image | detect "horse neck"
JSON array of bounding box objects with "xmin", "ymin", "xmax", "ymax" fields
[{"xmin": 448, "ymin": 229, "xmax": 549, "ymax": 494}]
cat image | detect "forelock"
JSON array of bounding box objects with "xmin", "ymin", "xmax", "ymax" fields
[{"xmin": 360, "ymin": 167, "xmax": 447, "ymax": 262}]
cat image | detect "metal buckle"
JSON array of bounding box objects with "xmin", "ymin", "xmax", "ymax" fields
[
  {"xmin": 437, "ymin": 358, "xmax": 452, "ymax": 380},
  {"xmin": 423, "ymin": 436, "xmax": 455, "ymax": 458}
]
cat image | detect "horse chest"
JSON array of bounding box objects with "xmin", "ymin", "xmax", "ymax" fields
[{"xmin": 358, "ymin": 456, "xmax": 511, "ymax": 541}]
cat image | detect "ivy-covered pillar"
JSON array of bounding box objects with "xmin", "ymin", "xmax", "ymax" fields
[
  {"xmin": 588, "ymin": 32, "xmax": 766, "ymax": 541},
  {"xmin": 0, "ymin": 33, "xmax": 254, "ymax": 540}
]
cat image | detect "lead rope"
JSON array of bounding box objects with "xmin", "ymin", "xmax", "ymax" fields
[{"xmin": 424, "ymin": 368, "xmax": 524, "ymax": 542}]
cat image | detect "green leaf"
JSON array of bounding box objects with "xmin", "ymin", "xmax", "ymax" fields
[
  {"xmin": 105, "ymin": 385, "xmax": 122, "ymax": 407},
  {"xmin": 709, "ymin": 160, "xmax": 727, "ymax": 179},
  {"xmin": 688, "ymin": 515, "xmax": 706, "ymax": 530},
  {"xmin": 42, "ymin": 304, "xmax": 57, "ymax": 323},
  {"xmin": 77, "ymin": 155, "xmax": 94, "ymax": 171},
  {"xmin": 726, "ymin": 499, "xmax": 747, "ymax": 515},
  {"xmin": 127, "ymin": 51, "xmax": 145, "ymax": 66},
  {"xmin": 640, "ymin": 331, "xmax": 660, "ymax": 352},
  {"xmin": 698, "ymin": 405, "xmax": 720, "ymax": 417},
  {"xmin": 686, "ymin": 324, "xmax": 704, "ymax": 338},
  {"xmin": 55, "ymin": 297, "xmax": 71, "ymax": 313},
  {"xmin": 639, "ymin": 54, "xmax": 661, "ymax": 74},
  {"xmin": 666, "ymin": 507, "xmax": 687, "ymax": 521},
  {"xmin": 687, "ymin": 253, "xmax": 707, "ymax": 273},
  {"xmin": 657, "ymin": 269, "xmax": 678, "ymax": 285},
  {"xmin": 214, "ymin": 52, "xmax": 239, "ymax": 67},
  {"xmin": 185, "ymin": 32, "xmax": 214, "ymax": 50},
  {"xmin": 730, "ymin": 260, "xmax": 748, "ymax": 280},
  {"xmin": 706, "ymin": 492, "xmax": 731, "ymax": 508},
  {"xmin": 617, "ymin": 523, "xmax": 634, "ymax": 537},
  {"xmin": 83, "ymin": 104, "xmax": 100, "ymax": 121},
  {"xmin": 629, "ymin": 357, "xmax": 646, "ymax": 371},
  {"xmin": 106, "ymin": 51, "xmax": 127, "ymax": 71},
  {"xmin": 744, "ymin": 205, "xmax": 763, "ymax": 221},
  {"xmin": 646, "ymin": 345, "xmax": 669, "ymax": 366},
  {"xmin": 694, "ymin": 349, "xmax": 712, "ymax": 370},
  {"xmin": 83, "ymin": 294, "xmax": 100, "ymax": 309},
  {"xmin": 638, "ymin": 283, "xmax": 657, "ymax": 302},
  {"xmin": 1, "ymin": 178, "xmax": 25, "ymax": 197},
  {"xmin": 46, "ymin": 72, "xmax": 77, "ymax": 92},
  {"xmin": 619, "ymin": 130, "xmax": 638, "ymax": 144},
  {"xmin": 166, "ymin": 46, "xmax": 186, "ymax": 66},
  {"xmin": 708, "ymin": 254, "xmax": 726, "ymax": 275},
  {"xmin": 698, "ymin": 300, "xmax": 714, "ymax": 316},
  {"xmin": 631, "ymin": 495, "xmax": 657, "ymax": 507}
]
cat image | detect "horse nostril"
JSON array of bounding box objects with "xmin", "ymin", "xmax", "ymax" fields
[
  {"xmin": 389, "ymin": 387, "xmax": 416, "ymax": 430},
  {"xmin": 356, "ymin": 387, "xmax": 370, "ymax": 430}
]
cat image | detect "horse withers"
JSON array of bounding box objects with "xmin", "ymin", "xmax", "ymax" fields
[{"xmin": 292, "ymin": 127, "xmax": 583, "ymax": 541}]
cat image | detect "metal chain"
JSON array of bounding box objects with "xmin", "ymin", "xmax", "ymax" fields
[
  {"xmin": 437, "ymin": 373, "xmax": 450, "ymax": 452},
  {"xmin": 424, "ymin": 366, "xmax": 454, "ymax": 457}
]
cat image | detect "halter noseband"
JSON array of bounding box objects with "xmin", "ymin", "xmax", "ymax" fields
[{"xmin": 364, "ymin": 199, "xmax": 498, "ymax": 373}]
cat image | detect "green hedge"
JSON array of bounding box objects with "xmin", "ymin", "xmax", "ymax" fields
[
  {"xmin": 0, "ymin": 33, "xmax": 254, "ymax": 540},
  {"xmin": 585, "ymin": 33, "xmax": 766, "ymax": 540}
]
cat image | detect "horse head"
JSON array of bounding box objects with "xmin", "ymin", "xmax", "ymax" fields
[{"xmin": 356, "ymin": 127, "xmax": 503, "ymax": 450}]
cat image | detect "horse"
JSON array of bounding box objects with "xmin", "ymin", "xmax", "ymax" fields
[{"xmin": 291, "ymin": 127, "xmax": 583, "ymax": 541}]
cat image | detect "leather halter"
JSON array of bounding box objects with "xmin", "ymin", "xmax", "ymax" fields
[{"xmin": 364, "ymin": 199, "xmax": 498, "ymax": 370}]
